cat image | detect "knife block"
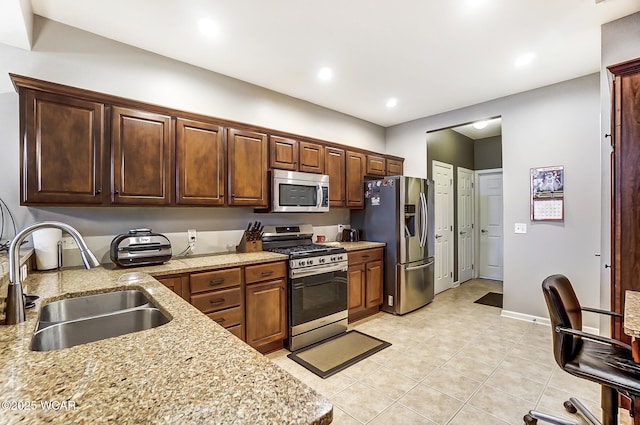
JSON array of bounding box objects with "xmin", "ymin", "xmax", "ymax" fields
[{"xmin": 236, "ymin": 232, "xmax": 262, "ymax": 253}]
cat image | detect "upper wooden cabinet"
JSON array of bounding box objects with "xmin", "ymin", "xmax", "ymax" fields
[
  {"xmin": 111, "ymin": 106, "xmax": 173, "ymax": 205},
  {"xmin": 386, "ymin": 159, "xmax": 403, "ymax": 176},
  {"xmin": 269, "ymin": 137, "xmax": 324, "ymax": 174},
  {"xmin": 325, "ymin": 146, "xmax": 346, "ymax": 207},
  {"xmin": 227, "ymin": 128, "xmax": 268, "ymax": 207},
  {"xmin": 175, "ymin": 118, "xmax": 226, "ymax": 205},
  {"xmin": 366, "ymin": 155, "xmax": 386, "ymax": 177},
  {"xmin": 21, "ymin": 89, "xmax": 105, "ymax": 205},
  {"xmin": 346, "ymin": 151, "xmax": 366, "ymax": 208}
]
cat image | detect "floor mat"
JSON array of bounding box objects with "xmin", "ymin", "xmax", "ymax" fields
[
  {"xmin": 474, "ymin": 292, "xmax": 503, "ymax": 308},
  {"xmin": 287, "ymin": 330, "xmax": 391, "ymax": 379}
]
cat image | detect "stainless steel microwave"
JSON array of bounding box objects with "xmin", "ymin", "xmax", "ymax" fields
[{"xmin": 272, "ymin": 170, "xmax": 329, "ymax": 212}]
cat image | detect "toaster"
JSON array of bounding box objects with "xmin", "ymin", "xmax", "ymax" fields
[{"xmin": 110, "ymin": 228, "xmax": 172, "ymax": 267}]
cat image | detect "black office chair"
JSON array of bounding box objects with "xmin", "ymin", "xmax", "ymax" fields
[{"xmin": 524, "ymin": 274, "xmax": 640, "ymax": 425}]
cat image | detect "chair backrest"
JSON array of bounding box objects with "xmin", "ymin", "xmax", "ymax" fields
[{"xmin": 542, "ymin": 274, "xmax": 583, "ymax": 368}]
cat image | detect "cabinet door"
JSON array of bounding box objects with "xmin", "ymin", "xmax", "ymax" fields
[
  {"xmin": 176, "ymin": 118, "xmax": 225, "ymax": 205},
  {"xmin": 325, "ymin": 147, "xmax": 345, "ymax": 207},
  {"xmin": 366, "ymin": 155, "xmax": 386, "ymax": 176},
  {"xmin": 299, "ymin": 141, "xmax": 325, "ymax": 174},
  {"xmin": 269, "ymin": 135, "xmax": 298, "ymax": 170},
  {"xmin": 347, "ymin": 264, "xmax": 366, "ymax": 314},
  {"xmin": 157, "ymin": 275, "xmax": 189, "ymax": 300},
  {"xmin": 22, "ymin": 90, "xmax": 105, "ymax": 205},
  {"xmin": 365, "ymin": 260, "xmax": 384, "ymax": 308},
  {"xmin": 346, "ymin": 151, "xmax": 366, "ymax": 208},
  {"xmin": 386, "ymin": 159, "xmax": 403, "ymax": 176},
  {"xmin": 245, "ymin": 279, "xmax": 287, "ymax": 348},
  {"xmin": 227, "ymin": 128, "xmax": 268, "ymax": 207},
  {"xmin": 111, "ymin": 106, "xmax": 172, "ymax": 205}
]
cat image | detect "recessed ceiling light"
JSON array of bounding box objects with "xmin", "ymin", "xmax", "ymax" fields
[
  {"xmin": 198, "ymin": 18, "xmax": 219, "ymax": 38},
  {"xmin": 472, "ymin": 120, "xmax": 488, "ymax": 129},
  {"xmin": 386, "ymin": 98, "xmax": 398, "ymax": 108},
  {"xmin": 514, "ymin": 52, "xmax": 536, "ymax": 67},
  {"xmin": 317, "ymin": 67, "xmax": 333, "ymax": 81}
]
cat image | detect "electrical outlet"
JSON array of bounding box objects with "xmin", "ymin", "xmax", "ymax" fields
[
  {"xmin": 514, "ymin": 223, "xmax": 527, "ymax": 234},
  {"xmin": 188, "ymin": 229, "xmax": 197, "ymax": 243},
  {"xmin": 61, "ymin": 237, "xmax": 78, "ymax": 249}
]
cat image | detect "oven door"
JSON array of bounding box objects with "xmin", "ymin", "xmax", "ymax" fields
[{"xmin": 289, "ymin": 264, "xmax": 348, "ymax": 330}]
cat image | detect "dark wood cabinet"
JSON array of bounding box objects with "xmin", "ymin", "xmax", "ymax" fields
[
  {"xmin": 21, "ymin": 89, "xmax": 105, "ymax": 205},
  {"xmin": 299, "ymin": 141, "xmax": 324, "ymax": 174},
  {"xmin": 227, "ymin": 128, "xmax": 268, "ymax": 207},
  {"xmin": 156, "ymin": 275, "xmax": 189, "ymax": 300},
  {"xmin": 244, "ymin": 262, "xmax": 287, "ymax": 351},
  {"xmin": 111, "ymin": 106, "xmax": 173, "ymax": 205},
  {"xmin": 269, "ymin": 135, "xmax": 298, "ymax": 171},
  {"xmin": 346, "ymin": 151, "xmax": 366, "ymax": 208},
  {"xmin": 347, "ymin": 247, "xmax": 384, "ymax": 321},
  {"xmin": 325, "ymin": 146, "xmax": 346, "ymax": 207},
  {"xmin": 366, "ymin": 155, "xmax": 386, "ymax": 176},
  {"xmin": 175, "ymin": 118, "xmax": 226, "ymax": 205},
  {"xmin": 386, "ymin": 159, "xmax": 403, "ymax": 176},
  {"xmin": 609, "ymin": 58, "xmax": 640, "ymax": 343}
]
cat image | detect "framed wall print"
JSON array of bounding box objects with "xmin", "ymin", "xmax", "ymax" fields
[{"xmin": 530, "ymin": 166, "xmax": 564, "ymax": 221}]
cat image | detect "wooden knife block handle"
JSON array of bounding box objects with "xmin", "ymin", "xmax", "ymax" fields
[{"xmin": 236, "ymin": 233, "xmax": 262, "ymax": 253}]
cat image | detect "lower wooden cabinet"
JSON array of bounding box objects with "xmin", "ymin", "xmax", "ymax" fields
[
  {"xmin": 156, "ymin": 275, "xmax": 189, "ymax": 301},
  {"xmin": 347, "ymin": 247, "xmax": 384, "ymax": 321}
]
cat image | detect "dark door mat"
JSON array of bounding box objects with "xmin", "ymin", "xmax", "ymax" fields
[
  {"xmin": 474, "ymin": 292, "xmax": 503, "ymax": 308},
  {"xmin": 287, "ymin": 330, "xmax": 391, "ymax": 379}
]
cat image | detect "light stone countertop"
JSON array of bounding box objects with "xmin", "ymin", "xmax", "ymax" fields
[
  {"xmin": 624, "ymin": 290, "xmax": 640, "ymax": 338},
  {"xmin": 0, "ymin": 241, "xmax": 385, "ymax": 424}
]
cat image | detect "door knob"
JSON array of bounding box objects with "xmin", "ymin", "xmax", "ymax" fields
[
  {"xmin": 435, "ymin": 234, "xmax": 442, "ymax": 239},
  {"xmin": 459, "ymin": 231, "xmax": 467, "ymax": 235},
  {"xmin": 481, "ymin": 229, "xmax": 488, "ymax": 233}
]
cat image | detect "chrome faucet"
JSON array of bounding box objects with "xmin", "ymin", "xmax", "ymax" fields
[{"xmin": 5, "ymin": 221, "xmax": 100, "ymax": 325}]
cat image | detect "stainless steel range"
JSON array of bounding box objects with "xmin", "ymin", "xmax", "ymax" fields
[{"xmin": 262, "ymin": 224, "xmax": 348, "ymax": 351}]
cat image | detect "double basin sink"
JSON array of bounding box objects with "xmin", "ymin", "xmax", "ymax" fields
[{"xmin": 31, "ymin": 290, "xmax": 171, "ymax": 351}]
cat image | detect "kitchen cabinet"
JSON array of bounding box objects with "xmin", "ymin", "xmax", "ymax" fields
[
  {"xmin": 20, "ymin": 89, "xmax": 105, "ymax": 205},
  {"xmin": 366, "ymin": 155, "xmax": 386, "ymax": 177},
  {"xmin": 609, "ymin": 58, "xmax": 640, "ymax": 344},
  {"xmin": 156, "ymin": 275, "xmax": 189, "ymax": 301},
  {"xmin": 189, "ymin": 267, "xmax": 244, "ymax": 339},
  {"xmin": 386, "ymin": 159, "xmax": 403, "ymax": 176},
  {"xmin": 347, "ymin": 247, "xmax": 384, "ymax": 321},
  {"xmin": 111, "ymin": 106, "xmax": 173, "ymax": 205},
  {"xmin": 227, "ymin": 128, "xmax": 268, "ymax": 207},
  {"xmin": 325, "ymin": 146, "xmax": 346, "ymax": 207},
  {"xmin": 244, "ymin": 261, "xmax": 287, "ymax": 352},
  {"xmin": 269, "ymin": 137, "xmax": 324, "ymax": 174},
  {"xmin": 346, "ymin": 151, "xmax": 366, "ymax": 208},
  {"xmin": 175, "ymin": 118, "xmax": 226, "ymax": 205}
]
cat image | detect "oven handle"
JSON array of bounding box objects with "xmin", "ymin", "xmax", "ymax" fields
[
  {"xmin": 316, "ymin": 184, "xmax": 323, "ymax": 209},
  {"xmin": 290, "ymin": 262, "xmax": 348, "ymax": 279}
]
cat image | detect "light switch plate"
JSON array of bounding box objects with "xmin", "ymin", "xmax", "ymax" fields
[{"xmin": 514, "ymin": 223, "xmax": 527, "ymax": 234}]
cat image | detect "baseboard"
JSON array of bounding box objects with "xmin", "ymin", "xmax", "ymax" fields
[{"xmin": 500, "ymin": 309, "xmax": 599, "ymax": 334}]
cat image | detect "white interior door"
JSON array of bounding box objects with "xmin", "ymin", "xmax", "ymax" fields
[
  {"xmin": 457, "ymin": 167, "xmax": 474, "ymax": 284},
  {"xmin": 432, "ymin": 161, "xmax": 454, "ymax": 294},
  {"xmin": 477, "ymin": 171, "xmax": 503, "ymax": 280}
]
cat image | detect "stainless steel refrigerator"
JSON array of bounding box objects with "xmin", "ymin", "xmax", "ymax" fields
[{"xmin": 351, "ymin": 176, "xmax": 435, "ymax": 315}]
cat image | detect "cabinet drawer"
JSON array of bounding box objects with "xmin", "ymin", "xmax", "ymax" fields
[
  {"xmin": 207, "ymin": 306, "xmax": 243, "ymax": 328},
  {"xmin": 191, "ymin": 287, "xmax": 242, "ymax": 313},
  {"xmin": 226, "ymin": 324, "xmax": 244, "ymax": 340},
  {"xmin": 245, "ymin": 261, "xmax": 287, "ymax": 284},
  {"xmin": 190, "ymin": 268, "xmax": 242, "ymax": 293},
  {"xmin": 348, "ymin": 248, "xmax": 383, "ymax": 265}
]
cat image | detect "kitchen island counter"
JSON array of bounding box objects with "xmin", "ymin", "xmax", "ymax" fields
[{"xmin": 0, "ymin": 252, "xmax": 332, "ymax": 425}]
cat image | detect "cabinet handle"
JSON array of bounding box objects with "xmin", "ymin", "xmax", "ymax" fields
[
  {"xmin": 261, "ymin": 271, "xmax": 274, "ymax": 276},
  {"xmin": 362, "ymin": 255, "xmax": 370, "ymax": 259},
  {"xmin": 95, "ymin": 189, "xmax": 101, "ymax": 195},
  {"xmin": 215, "ymin": 318, "xmax": 226, "ymax": 324},
  {"xmin": 231, "ymin": 194, "xmax": 236, "ymax": 198},
  {"xmin": 210, "ymin": 298, "xmax": 225, "ymax": 305},
  {"xmin": 114, "ymin": 190, "xmax": 119, "ymax": 195},
  {"xmin": 209, "ymin": 278, "xmax": 225, "ymax": 285}
]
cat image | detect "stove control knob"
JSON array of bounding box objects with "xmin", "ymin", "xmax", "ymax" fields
[
  {"xmin": 298, "ymin": 260, "xmax": 306, "ymax": 266},
  {"xmin": 319, "ymin": 258, "xmax": 326, "ymax": 263},
  {"xmin": 330, "ymin": 256, "xmax": 336, "ymax": 261},
  {"xmin": 338, "ymin": 255, "xmax": 344, "ymax": 261},
  {"xmin": 307, "ymin": 259, "xmax": 314, "ymax": 265}
]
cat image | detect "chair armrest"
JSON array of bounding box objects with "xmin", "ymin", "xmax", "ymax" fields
[
  {"xmin": 556, "ymin": 326, "xmax": 632, "ymax": 351},
  {"xmin": 581, "ymin": 306, "xmax": 624, "ymax": 319}
]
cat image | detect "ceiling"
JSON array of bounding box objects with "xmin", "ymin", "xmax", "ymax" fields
[
  {"xmin": 450, "ymin": 117, "xmax": 502, "ymax": 140},
  {"xmin": 2, "ymin": 0, "xmax": 639, "ymax": 127}
]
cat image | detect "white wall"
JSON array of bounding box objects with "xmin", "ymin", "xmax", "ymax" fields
[
  {"xmin": 386, "ymin": 74, "xmax": 602, "ymax": 328},
  {"xmin": 0, "ymin": 17, "xmax": 382, "ymax": 257}
]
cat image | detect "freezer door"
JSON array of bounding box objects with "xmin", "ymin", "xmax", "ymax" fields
[
  {"xmin": 401, "ymin": 177, "xmax": 429, "ymax": 263},
  {"xmin": 396, "ymin": 258, "xmax": 434, "ymax": 314}
]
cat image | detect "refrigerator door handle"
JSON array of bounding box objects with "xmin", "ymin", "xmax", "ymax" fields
[
  {"xmin": 418, "ymin": 192, "xmax": 428, "ymax": 247},
  {"xmin": 405, "ymin": 260, "xmax": 434, "ymax": 271},
  {"xmin": 422, "ymin": 191, "xmax": 428, "ymax": 247}
]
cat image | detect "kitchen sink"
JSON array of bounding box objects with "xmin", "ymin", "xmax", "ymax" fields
[
  {"xmin": 37, "ymin": 290, "xmax": 153, "ymax": 323},
  {"xmin": 30, "ymin": 290, "xmax": 171, "ymax": 351},
  {"xmin": 31, "ymin": 307, "xmax": 170, "ymax": 351}
]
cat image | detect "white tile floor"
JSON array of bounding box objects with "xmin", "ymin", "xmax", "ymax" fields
[{"xmin": 267, "ymin": 279, "xmax": 634, "ymax": 425}]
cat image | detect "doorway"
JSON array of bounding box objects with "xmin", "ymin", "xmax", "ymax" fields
[
  {"xmin": 457, "ymin": 167, "xmax": 474, "ymax": 284},
  {"xmin": 476, "ymin": 170, "xmax": 504, "ymax": 280},
  {"xmin": 432, "ymin": 160, "xmax": 454, "ymax": 294}
]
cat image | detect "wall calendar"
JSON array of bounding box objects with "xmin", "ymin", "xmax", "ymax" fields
[{"xmin": 530, "ymin": 166, "xmax": 564, "ymax": 221}]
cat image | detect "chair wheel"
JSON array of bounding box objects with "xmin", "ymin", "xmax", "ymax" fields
[
  {"xmin": 523, "ymin": 414, "xmax": 537, "ymax": 425},
  {"xmin": 563, "ymin": 400, "xmax": 577, "ymax": 414}
]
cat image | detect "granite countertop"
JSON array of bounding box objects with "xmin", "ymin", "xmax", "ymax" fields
[
  {"xmin": 624, "ymin": 290, "xmax": 640, "ymax": 338},
  {"xmin": 0, "ymin": 251, "xmax": 333, "ymax": 425}
]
